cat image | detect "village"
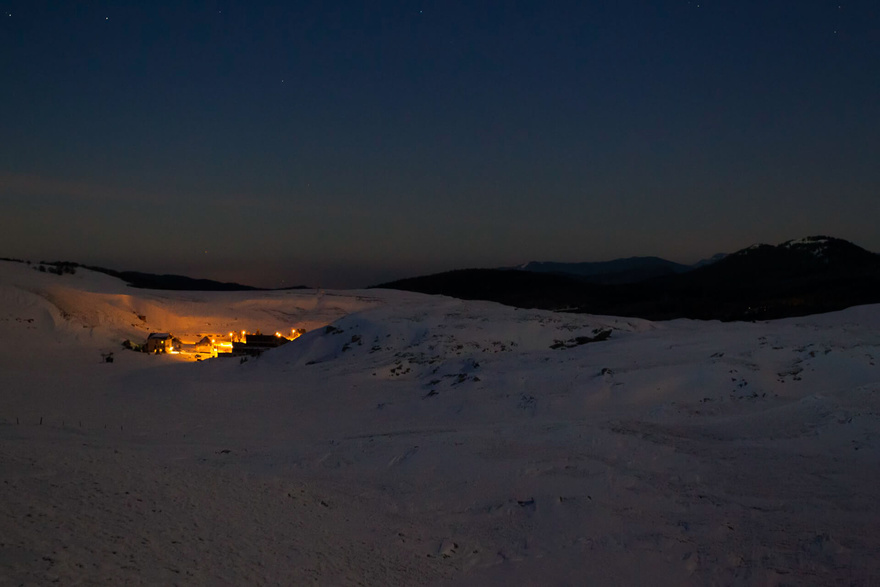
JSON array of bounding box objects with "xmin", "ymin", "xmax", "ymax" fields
[{"xmin": 141, "ymin": 328, "xmax": 304, "ymax": 360}]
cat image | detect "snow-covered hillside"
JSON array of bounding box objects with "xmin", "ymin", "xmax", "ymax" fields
[{"xmin": 2, "ymin": 259, "xmax": 879, "ymax": 585}]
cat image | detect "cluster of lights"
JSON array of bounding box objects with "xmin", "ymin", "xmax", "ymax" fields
[{"xmin": 154, "ymin": 327, "xmax": 303, "ymax": 359}]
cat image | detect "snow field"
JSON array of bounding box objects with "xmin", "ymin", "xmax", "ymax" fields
[{"xmin": 2, "ymin": 260, "xmax": 880, "ymax": 585}]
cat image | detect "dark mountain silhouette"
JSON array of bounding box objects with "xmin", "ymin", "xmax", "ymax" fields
[
  {"xmin": 29, "ymin": 261, "xmax": 309, "ymax": 291},
  {"xmin": 690, "ymin": 252, "xmax": 728, "ymax": 269},
  {"xmin": 513, "ymin": 254, "xmax": 727, "ymax": 285},
  {"xmin": 375, "ymin": 268, "xmax": 598, "ymax": 311},
  {"xmin": 375, "ymin": 236, "xmax": 880, "ymax": 321},
  {"xmin": 90, "ymin": 268, "xmax": 263, "ymax": 291},
  {"xmin": 514, "ymin": 257, "xmax": 691, "ymax": 285}
]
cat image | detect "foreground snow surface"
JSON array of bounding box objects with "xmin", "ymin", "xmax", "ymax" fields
[{"xmin": 2, "ymin": 260, "xmax": 880, "ymax": 585}]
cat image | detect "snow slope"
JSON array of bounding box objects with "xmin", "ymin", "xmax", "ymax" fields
[{"xmin": 2, "ymin": 260, "xmax": 880, "ymax": 585}]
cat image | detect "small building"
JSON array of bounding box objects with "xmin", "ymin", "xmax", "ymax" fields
[
  {"xmin": 230, "ymin": 341, "xmax": 263, "ymax": 357},
  {"xmin": 178, "ymin": 336, "xmax": 214, "ymax": 356},
  {"xmin": 195, "ymin": 336, "xmax": 213, "ymax": 353},
  {"xmin": 146, "ymin": 333, "xmax": 174, "ymax": 353},
  {"xmin": 245, "ymin": 333, "xmax": 290, "ymax": 350},
  {"xmin": 227, "ymin": 333, "xmax": 290, "ymax": 357}
]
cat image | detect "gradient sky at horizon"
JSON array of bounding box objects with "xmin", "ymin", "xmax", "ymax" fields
[{"xmin": 2, "ymin": 1, "xmax": 879, "ymax": 287}]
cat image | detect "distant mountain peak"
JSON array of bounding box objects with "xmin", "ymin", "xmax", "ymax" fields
[
  {"xmin": 742, "ymin": 243, "xmax": 768, "ymax": 252},
  {"xmin": 379, "ymin": 234, "xmax": 880, "ymax": 321},
  {"xmin": 782, "ymin": 235, "xmax": 835, "ymax": 247},
  {"xmin": 702, "ymin": 236, "xmax": 879, "ymax": 281},
  {"xmin": 514, "ymin": 254, "xmax": 729, "ymax": 285},
  {"xmin": 514, "ymin": 256, "xmax": 692, "ymax": 285},
  {"xmin": 692, "ymin": 253, "xmax": 727, "ymax": 268},
  {"xmin": 729, "ymin": 235, "xmax": 869, "ymax": 261}
]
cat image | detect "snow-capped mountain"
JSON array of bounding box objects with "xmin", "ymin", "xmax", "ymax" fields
[{"xmin": 692, "ymin": 235, "xmax": 880, "ymax": 281}]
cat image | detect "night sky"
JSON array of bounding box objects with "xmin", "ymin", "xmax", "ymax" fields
[{"xmin": 2, "ymin": 1, "xmax": 879, "ymax": 288}]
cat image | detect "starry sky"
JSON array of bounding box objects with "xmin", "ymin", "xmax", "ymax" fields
[{"xmin": 2, "ymin": 1, "xmax": 879, "ymax": 288}]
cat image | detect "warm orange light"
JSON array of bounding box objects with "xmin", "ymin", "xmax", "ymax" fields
[{"xmin": 275, "ymin": 332, "xmax": 282, "ymax": 337}]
